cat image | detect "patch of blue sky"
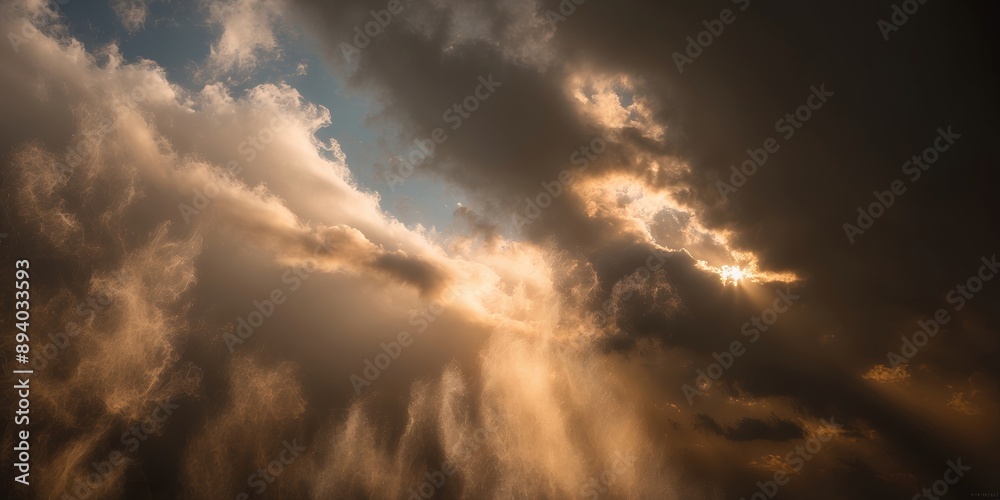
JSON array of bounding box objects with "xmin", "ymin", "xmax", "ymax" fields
[{"xmin": 53, "ymin": 0, "xmax": 464, "ymax": 231}]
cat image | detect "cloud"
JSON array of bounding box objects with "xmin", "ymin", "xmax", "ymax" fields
[
  {"xmin": 694, "ymin": 414, "xmax": 804, "ymax": 442},
  {"xmin": 0, "ymin": 4, "xmax": 681, "ymax": 497},
  {"xmin": 284, "ymin": 0, "xmax": 1000, "ymax": 495},
  {"xmin": 109, "ymin": 0, "xmax": 150, "ymax": 32},
  {"xmin": 203, "ymin": 0, "xmax": 285, "ymax": 77},
  {"xmin": 1, "ymin": 0, "xmax": 998, "ymax": 498}
]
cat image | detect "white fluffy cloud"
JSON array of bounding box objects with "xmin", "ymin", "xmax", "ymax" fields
[{"xmin": 203, "ymin": 0, "xmax": 285, "ymax": 76}]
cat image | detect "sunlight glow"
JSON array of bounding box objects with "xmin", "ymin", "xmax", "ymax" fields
[{"xmin": 719, "ymin": 265, "xmax": 747, "ymax": 286}]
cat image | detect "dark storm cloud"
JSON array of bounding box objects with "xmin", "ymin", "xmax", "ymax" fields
[
  {"xmin": 371, "ymin": 250, "xmax": 449, "ymax": 294},
  {"xmin": 693, "ymin": 414, "xmax": 804, "ymax": 442},
  {"xmin": 452, "ymin": 205, "xmax": 500, "ymax": 246},
  {"xmin": 288, "ymin": 0, "xmax": 1000, "ymax": 497},
  {"xmin": 288, "ymin": 0, "xmax": 1000, "ymax": 331}
]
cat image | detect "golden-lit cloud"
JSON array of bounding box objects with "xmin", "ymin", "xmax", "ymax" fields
[{"xmin": 2, "ymin": 1, "xmax": 997, "ymax": 498}]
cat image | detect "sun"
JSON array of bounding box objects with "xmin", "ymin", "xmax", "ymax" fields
[{"xmin": 720, "ymin": 265, "xmax": 747, "ymax": 286}]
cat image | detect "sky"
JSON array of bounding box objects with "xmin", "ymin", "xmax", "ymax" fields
[{"xmin": 0, "ymin": 0, "xmax": 998, "ymax": 499}]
